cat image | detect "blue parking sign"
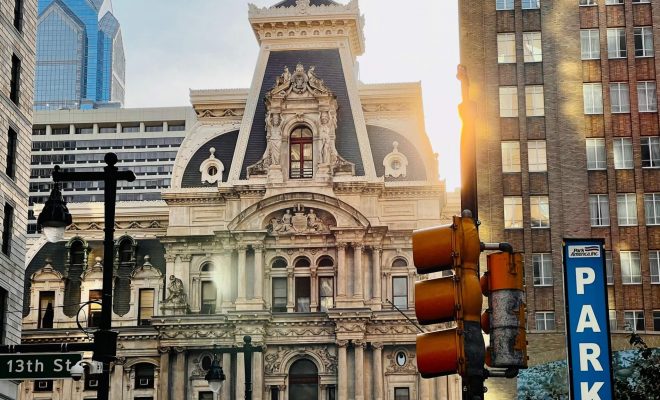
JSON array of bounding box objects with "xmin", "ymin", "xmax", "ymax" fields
[{"xmin": 562, "ymin": 239, "xmax": 614, "ymax": 400}]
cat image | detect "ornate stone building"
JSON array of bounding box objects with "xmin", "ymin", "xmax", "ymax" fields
[{"xmin": 20, "ymin": 1, "xmax": 452, "ymax": 399}]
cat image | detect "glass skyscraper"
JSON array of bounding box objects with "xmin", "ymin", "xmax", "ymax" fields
[{"xmin": 35, "ymin": 0, "xmax": 125, "ymax": 110}]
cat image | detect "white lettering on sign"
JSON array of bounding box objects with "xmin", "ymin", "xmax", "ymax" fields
[
  {"xmin": 569, "ymin": 245, "xmax": 601, "ymax": 258},
  {"xmin": 576, "ymin": 267, "xmax": 596, "ymax": 295},
  {"xmin": 579, "ymin": 343, "xmax": 603, "ymax": 372},
  {"xmin": 577, "ymin": 305, "xmax": 601, "ymax": 333},
  {"xmin": 580, "ymin": 382, "xmax": 604, "ymax": 400},
  {"xmin": 6, "ymin": 359, "xmax": 45, "ymax": 373}
]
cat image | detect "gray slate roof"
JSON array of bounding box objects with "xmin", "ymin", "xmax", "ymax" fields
[
  {"xmin": 273, "ymin": 0, "xmax": 339, "ymax": 7},
  {"xmin": 181, "ymin": 130, "xmax": 239, "ymax": 188},
  {"xmin": 367, "ymin": 125, "xmax": 428, "ymax": 181}
]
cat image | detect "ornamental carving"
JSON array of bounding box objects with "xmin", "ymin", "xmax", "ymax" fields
[
  {"xmin": 386, "ymin": 348, "xmax": 417, "ymax": 374},
  {"xmin": 265, "ymin": 204, "xmax": 335, "ymax": 236},
  {"xmin": 263, "ymin": 345, "xmax": 337, "ymax": 374},
  {"xmin": 383, "ymin": 141, "xmax": 408, "ymax": 178},
  {"xmin": 199, "ymin": 147, "xmax": 225, "ymax": 184}
]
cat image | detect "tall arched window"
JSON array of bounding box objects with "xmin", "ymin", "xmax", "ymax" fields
[
  {"xmin": 200, "ymin": 262, "xmax": 217, "ymax": 314},
  {"xmin": 290, "ymin": 126, "xmax": 313, "ymax": 178},
  {"xmin": 64, "ymin": 239, "xmax": 86, "ymax": 316},
  {"xmin": 288, "ymin": 359, "xmax": 318, "ymax": 400},
  {"xmin": 294, "ymin": 257, "xmax": 311, "ymax": 312},
  {"xmin": 392, "ymin": 258, "xmax": 409, "ymax": 310},
  {"xmin": 271, "ymin": 258, "xmax": 288, "ymax": 312}
]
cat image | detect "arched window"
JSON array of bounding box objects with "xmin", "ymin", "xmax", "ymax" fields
[
  {"xmin": 295, "ymin": 258, "xmax": 310, "ymax": 268},
  {"xmin": 288, "ymin": 359, "xmax": 318, "ymax": 400},
  {"xmin": 201, "ymin": 262, "xmax": 215, "ymax": 272},
  {"xmin": 271, "ymin": 258, "xmax": 288, "ymax": 312},
  {"xmin": 64, "ymin": 239, "xmax": 86, "ymax": 316},
  {"xmin": 290, "ymin": 126, "xmax": 313, "ymax": 178},
  {"xmin": 134, "ymin": 363, "xmax": 154, "ymax": 389},
  {"xmin": 272, "ymin": 258, "xmax": 287, "ymax": 269},
  {"xmin": 293, "ymin": 258, "xmax": 311, "ymax": 312},
  {"xmin": 119, "ymin": 239, "xmax": 133, "ymax": 264},
  {"xmin": 392, "ymin": 258, "xmax": 408, "ymax": 268},
  {"xmin": 317, "ymin": 256, "xmax": 335, "ymax": 312},
  {"xmin": 317, "ymin": 256, "xmax": 334, "ymax": 268}
]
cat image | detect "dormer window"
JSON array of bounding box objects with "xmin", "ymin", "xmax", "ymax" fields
[{"xmin": 290, "ymin": 126, "xmax": 313, "ymax": 179}]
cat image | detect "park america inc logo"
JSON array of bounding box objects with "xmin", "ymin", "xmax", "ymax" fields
[{"xmin": 568, "ymin": 245, "xmax": 601, "ymax": 258}]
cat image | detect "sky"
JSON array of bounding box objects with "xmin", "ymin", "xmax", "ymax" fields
[{"xmin": 111, "ymin": 0, "xmax": 462, "ymax": 189}]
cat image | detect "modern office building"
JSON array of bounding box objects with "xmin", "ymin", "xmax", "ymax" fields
[
  {"xmin": 20, "ymin": 0, "xmax": 453, "ymax": 399},
  {"xmin": 0, "ymin": 0, "xmax": 38, "ymax": 398},
  {"xmin": 34, "ymin": 0, "xmax": 125, "ymax": 110},
  {"xmin": 460, "ymin": 0, "xmax": 660, "ymax": 396},
  {"xmin": 27, "ymin": 107, "xmax": 194, "ymax": 234}
]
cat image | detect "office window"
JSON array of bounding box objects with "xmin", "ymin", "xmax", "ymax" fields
[
  {"xmin": 532, "ymin": 253, "xmax": 553, "ymax": 286},
  {"xmin": 499, "ymin": 87, "xmax": 518, "ymax": 117},
  {"xmin": 0, "ymin": 287, "xmax": 5, "ymax": 344},
  {"xmin": 144, "ymin": 125, "xmax": 163, "ymax": 132},
  {"xmin": 135, "ymin": 364, "xmax": 154, "ymax": 389},
  {"xmin": 586, "ymin": 138, "xmax": 606, "ymax": 170},
  {"xmin": 607, "ymin": 28, "xmax": 627, "ymax": 58},
  {"xmin": 535, "ymin": 312, "xmax": 555, "ymax": 331},
  {"xmin": 201, "ymin": 281, "xmax": 217, "ymax": 314},
  {"xmin": 642, "ymin": 137, "xmax": 660, "ymax": 167},
  {"xmin": 272, "ymin": 277, "xmax": 287, "ymax": 312},
  {"xmin": 590, "ymin": 194, "xmax": 610, "ymax": 226},
  {"xmin": 606, "ymin": 251, "xmax": 613, "ymax": 285},
  {"xmin": 624, "ymin": 310, "xmax": 645, "ymax": 331},
  {"xmin": 638, "ymin": 82, "xmax": 657, "ymax": 112},
  {"xmin": 138, "ymin": 289, "xmax": 154, "ymax": 325},
  {"xmin": 531, "ymin": 196, "xmax": 550, "ymax": 228},
  {"xmin": 610, "ymin": 83, "xmax": 630, "ymax": 113},
  {"xmin": 319, "ymin": 277, "xmax": 334, "ymax": 312},
  {"xmin": 496, "ymin": 0, "xmax": 514, "ymax": 10},
  {"xmin": 528, "ymin": 140, "xmax": 547, "ymax": 172},
  {"xmin": 295, "ymin": 277, "xmax": 311, "ymax": 312},
  {"xmin": 583, "ymin": 83, "xmax": 603, "ymax": 114},
  {"xmin": 617, "ymin": 194, "xmax": 638, "ymax": 226},
  {"xmin": 645, "ymin": 193, "xmax": 660, "ymax": 225},
  {"xmin": 634, "ymin": 27, "xmax": 654, "ymax": 57},
  {"xmin": 393, "ymin": 276, "xmax": 408, "ymax": 309},
  {"xmin": 650, "ymin": 251, "xmax": 660, "ymax": 284},
  {"xmin": 633, "ymin": 0, "xmax": 651, "ymax": 2},
  {"xmin": 581, "ymin": 29, "xmax": 600, "ymax": 59},
  {"xmin": 290, "ymin": 126, "xmax": 313, "ymax": 179},
  {"xmin": 1, "ymin": 204, "xmax": 14, "ymax": 256},
  {"xmin": 654, "ymin": 311, "xmax": 660, "ymax": 331},
  {"xmin": 504, "ymin": 197, "xmax": 523, "ymax": 229},
  {"xmin": 609, "ymin": 310, "xmax": 618, "ymax": 332},
  {"xmin": 523, "ymin": 32, "xmax": 542, "ymax": 63},
  {"xmin": 613, "ymin": 138, "xmax": 633, "ymax": 169},
  {"xmin": 620, "ymin": 251, "xmax": 641, "ymax": 284},
  {"xmin": 522, "ymin": 0, "xmax": 540, "ymax": 9},
  {"xmin": 606, "ymin": 0, "xmax": 624, "ymax": 4},
  {"xmin": 525, "ymin": 86, "xmax": 545, "ymax": 116},
  {"xmin": 580, "ymin": 0, "xmax": 597, "ymax": 4},
  {"xmin": 199, "ymin": 392, "xmax": 214, "ymax": 400},
  {"xmin": 10, "ymin": 55, "xmax": 20, "ymax": 104},
  {"xmin": 38, "ymin": 291, "xmax": 55, "ymax": 329},
  {"xmin": 5, "ymin": 128, "xmax": 17, "ymax": 180},
  {"xmin": 395, "ymin": 388, "xmax": 410, "ymax": 400},
  {"xmin": 33, "ymin": 380, "xmax": 52, "ymax": 392},
  {"xmin": 88, "ymin": 290, "xmax": 102, "ymax": 327},
  {"xmin": 13, "ymin": 0, "xmax": 23, "ymax": 31},
  {"xmin": 501, "ymin": 142, "xmax": 521, "ymax": 173},
  {"xmin": 497, "ymin": 33, "xmax": 516, "ymax": 63}
]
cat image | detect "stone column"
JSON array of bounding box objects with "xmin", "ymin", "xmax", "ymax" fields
[
  {"xmin": 286, "ymin": 269, "xmax": 295, "ymax": 312},
  {"xmin": 172, "ymin": 348, "xmax": 186, "ymax": 399},
  {"xmin": 310, "ymin": 268, "xmax": 318, "ymax": 311},
  {"xmin": 354, "ymin": 340, "xmax": 365, "ymax": 400},
  {"xmin": 222, "ymin": 353, "xmax": 231, "ymax": 400},
  {"xmin": 337, "ymin": 243, "xmax": 347, "ymax": 298},
  {"xmin": 191, "ymin": 276, "xmax": 201, "ymax": 312},
  {"xmin": 254, "ymin": 244, "xmax": 264, "ymax": 303},
  {"xmin": 237, "ymin": 245, "xmax": 247, "ymax": 301},
  {"xmin": 253, "ymin": 350, "xmax": 264, "ymax": 400},
  {"xmin": 419, "ymin": 376, "xmax": 430, "ymax": 400},
  {"xmin": 372, "ymin": 342, "xmax": 384, "ymax": 400},
  {"xmin": 158, "ymin": 347, "xmax": 170, "ymax": 400},
  {"xmin": 221, "ymin": 250, "xmax": 233, "ymax": 310},
  {"xmin": 353, "ymin": 245, "xmax": 363, "ymax": 301},
  {"xmin": 278, "ymin": 384, "xmax": 286, "ymax": 400},
  {"xmin": 237, "ymin": 352, "xmax": 245, "ymax": 399},
  {"xmin": 164, "ymin": 254, "xmax": 176, "ymax": 282},
  {"xmin": 110, "ymin": 361, "xmax": 124, "ymax": 399},
  {"xmin": 337, "ymin": 340, "xmax": 349, "ymax": 400},
  {"xmin": 372, "ymin": 247, "xmax": 382, "ymax": 308}
]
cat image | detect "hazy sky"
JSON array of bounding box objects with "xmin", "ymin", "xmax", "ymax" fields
[{"xmin": 111, "ymin": 0, "xmax": 462, "ymax": 189}]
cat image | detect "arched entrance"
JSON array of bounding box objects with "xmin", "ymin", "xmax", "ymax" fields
[{"xmin": 288, "ymin": 359, "xmax": 319, "ymax": 399}]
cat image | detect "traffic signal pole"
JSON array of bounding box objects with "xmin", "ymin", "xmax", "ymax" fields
[{"xmin": 458, "ymin": 65, "xmax": 478, "ymax": 222}]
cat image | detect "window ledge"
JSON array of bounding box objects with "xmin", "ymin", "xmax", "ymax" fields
[{"xmin": 621, "ymin": 282, "xmax": 642, "ymax": 285}]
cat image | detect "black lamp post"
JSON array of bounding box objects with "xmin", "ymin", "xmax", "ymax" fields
[
  {"xmin": 205, "ymin": 335, "xmax": 261, "ymax": 400},
  {"xmin": 37, "ymin": 153, "xmax": 135, "ymax": 400}
]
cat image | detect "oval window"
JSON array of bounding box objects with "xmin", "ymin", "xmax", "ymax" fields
[
  {"xmin": 396, "ymin": 351, "xmax": 406, "ymax": 366},
  {"xmin": 208, "ymin": 166, "xmax": 218, "ymax": 176}
]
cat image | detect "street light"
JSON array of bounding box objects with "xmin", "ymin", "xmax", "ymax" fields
[
  {"xmin": 36, "ymin": 153, "xmax": 135, "ymax": 400},
  {"xmin": 204, "ymin": 336, "xmax": 261, "ymax": 400},
  {"xmin": 205, "ymin": 351, "xmax": 226, "ymax": 394}
]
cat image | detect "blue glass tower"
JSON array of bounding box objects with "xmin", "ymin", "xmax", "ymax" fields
[{"xmin": 35, "ymin": 0, "xmax": 125, "ymax": 110}]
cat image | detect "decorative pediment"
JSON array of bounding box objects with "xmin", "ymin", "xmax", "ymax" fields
[
  {"xmin": 265, "ymin": 204, "xmax": 336, "ymax": 236},
  {"xmin": 199, "ymin": 147, "xmax": 225, "ymax": 184},
  {"xmin": 383, "ymin": 141, "xmax": 408, "ymax": 178},
  {"xmin": 268, "ymin": 63, "xmax": 332, "ymax": 99}
]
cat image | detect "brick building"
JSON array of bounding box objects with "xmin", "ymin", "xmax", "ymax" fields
[{"xmin": 459, "ymin": 0, "xmax": 660, "ymax": 396}]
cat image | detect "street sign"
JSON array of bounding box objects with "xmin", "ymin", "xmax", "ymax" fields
[
  {"xmin": 0, "ymin": 353, "xmax": 82, "ymax": 380},
  {"xmin": 562, "ymin": 239, "xmax": 615, "ymax": 400}
]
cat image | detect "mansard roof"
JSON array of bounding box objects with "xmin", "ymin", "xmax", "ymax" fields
[
  {"xmin": 181, "ymin": 130, "xmax": 239, "ymax": 188},
  {"xmin": 272, "ymin": 0, "xmax": 339, "ymax": 7},
  {"xmin": 367, "ymin": 125, "xmax": 428, "ymax": 182}
]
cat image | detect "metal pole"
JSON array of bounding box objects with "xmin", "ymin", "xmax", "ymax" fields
[
  {"xmin": 457, "ymin": 65, "xmax": 478, "ymax": 221},
  {"xmin": 244, "ymin": 336, "xmax": 253, "ymax": 400}
]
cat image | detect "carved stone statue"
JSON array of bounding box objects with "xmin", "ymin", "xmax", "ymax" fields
[
  {"xmin": 307, "ymin": 66, "xmax": 330, "ymax": 94},
  {"xmin": 268, "ymin": 207, "xmax": 331, "ymax": 235},
  {"xmin": 165, "ymin": 275, "xmax": 186, "ymax": 306},
  {"xmin": 319, "ymin": 112, "xmax": 335, "ymax": 165}
]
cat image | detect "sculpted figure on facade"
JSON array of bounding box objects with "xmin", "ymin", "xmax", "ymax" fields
[
  {"xmin": 248, "ymin": 112, "xmax": 282, "ymax": 177},
  {"xmin": 164, "ymin": 275, "xmax": 187, "ymax": 306},
  {"xmin": 267, "ymin": 206, "xmax": 332, "ymax": 235}
]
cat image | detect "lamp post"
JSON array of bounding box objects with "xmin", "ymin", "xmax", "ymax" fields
[
  {"xmin": 205, "ymin": 336, "xmax": 261, "ymax": 400},
  {"xmin": 37, "ymin": 153, "xmax": 135, "ymax": 400}
]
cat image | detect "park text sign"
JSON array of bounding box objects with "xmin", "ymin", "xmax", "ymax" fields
[
  {"xmin": 562, "ymin": 239, "xmax": 614, "ymax": 400},
  {"xmin": 0, "ymin": 353, "xmax": 82, "ymax": 380}
]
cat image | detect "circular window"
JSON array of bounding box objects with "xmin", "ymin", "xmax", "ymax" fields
[
  {"xmin": 391, "ymin": 159, "xmax": 401, "ymax": 170},
  {"xmin": 208, "ymin": 166, "xmax": 218, "ymax": 176},
  {"xmin": 395, "ymin": 351, "xmax": 407, "ymax": 366},
  {"xmin": 201, "ymin": 354, "xmax": 213, "ymax": 371}
]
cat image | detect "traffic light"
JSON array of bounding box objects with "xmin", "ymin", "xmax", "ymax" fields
[
  {"xmin": 412, "ymin": 215, "xmax": 485, "ymax": 379},
  {"xmin": 480, "ymin": 251, "xmax": 527, "ymax": 369}
]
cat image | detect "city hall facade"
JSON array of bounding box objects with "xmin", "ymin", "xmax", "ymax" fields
[{"xmin": 19, "ymin": 1, "xmax": 453, "ymax": 399}]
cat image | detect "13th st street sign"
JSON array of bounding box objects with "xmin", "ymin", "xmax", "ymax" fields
[
  {"xmin": 562, "ymin": 239, "xmax": 615, "ymax": 400},
  {"xmin": 0, "ymin": 353, "xmax": 82, "ymax": 380}
]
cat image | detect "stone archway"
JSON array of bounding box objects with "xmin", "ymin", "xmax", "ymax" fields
[{"xmin": 288, "ymin": 358, "xmax": 319, "ymax": 400}]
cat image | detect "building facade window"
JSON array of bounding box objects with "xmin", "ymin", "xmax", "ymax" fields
[
  {"xmin": 580, "ymin": 0, "xmax": 597, "ymax": 5},
  {"xmin": 272, "ymin": 277, "xmax": 287, "ymax": 312},
  {"xmin": 642, "ymin": 137, "xmax": 660, "ymax": 168},
  {"xmin": 583, "ymin": 83, "xmax": 603, "ymax": 114},
  {"xmin": 528, "ymin": 140, "xmax": 547, "ymax": 172},
  {"xmin": 525, "ymin": 85, "xmax": 545, "ymax": 116},
  {"xmin": 645, "ymin": 193, "xmax": 660, "ymax": 225},
  {"xmin": 638, "ymin": 81, "xmax": 657, "ymax": 112},
  {"xmin": 1, "ymin": 203, "xmax": 14, "ymax": 256},
  {"xmin": 6, "ymin": 127, "xmax": 17, "ymax": 179},
  {"xmin": 501, "ymin": 142, "xmax": 521, "ymax": 173},
  {"xmin": 532, "ymin": 253, "xmax": 553, "ymax": 286},
  {"xmin": 535, "ymin": 312, "xmax": 555, "ymax": 331},
  {"xmin": 497, "ymin": 33, "xmax": 516, "ymax": 63},
  {"xmin": 607, "ymin": 28, "xmax": 627, "ymax": 58},
  {"xmin": 33, "ymin": 380, "xmax": 52, "ymax": 392},
  {"xmin": 504, "ymin": 197, "xmax": 523, "ymax": 229},
  {"xmin": 613, "ymin": 138, "xmax": 634, "ymax": 169},
  {"xmin": 496, "ymin": 0, "xmax": 514, "ymax": 10},
  {"xmin": 38, "ymin": 291, "xmax": 54, "ymax": 329},
  {"xmin": 617, "ymin": 193, "xmax": 638, "ymax": 226},
  {"xmin": 88, "ymin": 290, "xmax": 102, "ymax": 327},
  {"xmin": 649, "ymin": 251, "xmax": 660, "ymax": 284},
  {"xmin": 134, "ymin": 363, "xmax": 155, "ymax": 389},
  {"xmin": 10, "ymin": 54, "xmax": 20, "ymax": 104},
  {"xmin": 610, "ymin": 83, "xmax": 630, "ymax": 113},
  {"xmin": 201, "ymin": 281, "xmax": 217, "ymax": 314},
  {"xmin": 138, "ymin": 288, "xmax": 154, "ymax": 325},
  {"xmin": 523, "ymin": 32, "xmax": 542, "ymax": 62},
  {"xmin": 606, "ymin": 251, "xmax": 613, "ymax": 285},
  {"xmin": 394, "ymin": 388, "xmax": 411, "ymax": 400},
  {"xmin": 392, "ymin": 276, "xmax": 408, "ymax": 309},
  {"xmin": 499, "ymin": 87, "xmax": 518, "ymax": 117},
  {"xmin": 0, "ymin": 287, "xmax": 5, "ymax": 343},
  {"xmin": 624, "ymin": 310, "xmax": 645, "ymax": 331},
  {"xmin": 634, "ymin": 27, "xmax": 654, "ymax": 57},
  {"xmin": 606, "ymin": 0, "xmax": 624, "ymax": 4},
  {"xmin": 590, "ymin": 194, "xmax": 610, "ymax": 226},
  {"xmin": 620, "ymin": 251, "xmax": 642, "ymax": 284},
  {"xmin": 522, "ymin": 0, "xmax": 540, "ymax": 9},
  {"xmin": 319, "ymin": 276, "xmax": 334, "ymax": 312},
  {"xmin": 13, "ymin": 0, "xmax": 23, "ymax": 31},
  {"xmin": 654, "ymin": 311, "xmax": 660, "ymax": 331},
  {"xmin": 290, "ymin": 126, "xmax": 313, "ymax": 179},
  {"xmin": 586, "ymin": 138, "xmax": 607, "ymax": 170},
  {"xmin": 581, "ymin": 29, "xmax": 600, "ymax": 59},
  {"xmin": 530, "ymin": 196, "xmax": 550, "ymax": 228},
  {"xmin": 294, "ymin": 258, "xmax": 311, "ymax": 312},
  {"xmin": 609, "ymin": 310, "xmax": 617, "ymax": 332}
]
